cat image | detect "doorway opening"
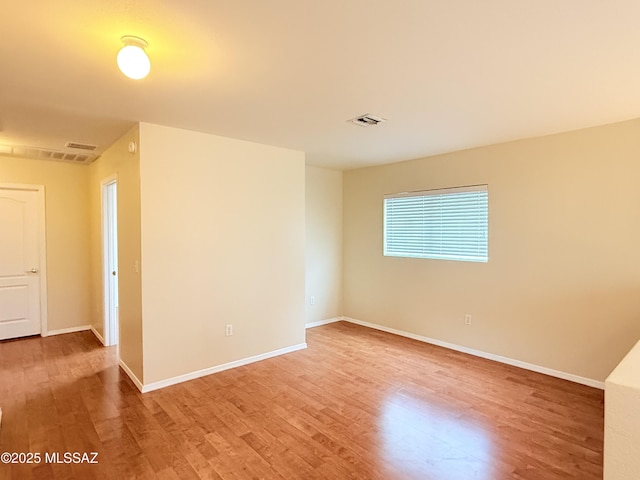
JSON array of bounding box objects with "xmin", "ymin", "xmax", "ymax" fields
[{"xmin": 102, "ymin": 176, "xmax": 119, "ymax": 346}]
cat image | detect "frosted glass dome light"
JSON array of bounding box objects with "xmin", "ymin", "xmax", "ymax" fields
[{"xmin": 117, "ymin": 36, "xmax": 150, "ymax": 80}]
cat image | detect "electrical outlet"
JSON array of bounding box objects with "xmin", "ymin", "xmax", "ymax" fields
[
  {"xmin": 464, "ymin": 314, "xmax": 472, "ymax": 325},
  {"xmin": 225, "ymin": 324, "xmax": 233, "ymax": 336},
  {"xmin": 310, "ymin": 296, "xmax": 316, "ymax": 305}
]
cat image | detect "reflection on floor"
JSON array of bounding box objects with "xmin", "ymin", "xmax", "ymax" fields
[{"xmin": 382, "ymin": 394, "xmax": 492, "ymax": 479}]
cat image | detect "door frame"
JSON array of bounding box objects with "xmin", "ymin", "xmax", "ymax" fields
[
  {"xmin": 0, "ymin": 183, "xmax": 48, "ymax": 336},
  {"xmin": 101, "ymin": 175, "xmax": 119, "ymax": 346}
]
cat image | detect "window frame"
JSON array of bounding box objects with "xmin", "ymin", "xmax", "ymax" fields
[{"xmin": 383, "ymin": 184, "xmax": 489, "ymax": 263}]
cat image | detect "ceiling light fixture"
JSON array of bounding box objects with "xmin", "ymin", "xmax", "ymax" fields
[{"xmin": 117, "ymin": 36, "xmax": 151, "ymax": 80}]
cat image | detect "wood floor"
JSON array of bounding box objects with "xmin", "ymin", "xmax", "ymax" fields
[{"xmin": 0, "ymin": 321, "xmax": 603, "ymax": 479}]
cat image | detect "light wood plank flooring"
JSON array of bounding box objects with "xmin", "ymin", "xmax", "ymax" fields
[{"xmin": 0, "ymin": 321, "xmax": 603, "ymax": 479}]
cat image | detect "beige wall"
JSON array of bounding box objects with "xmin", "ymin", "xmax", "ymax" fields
[
  {"xmin": 139, "ymin": 123, "xmax": 306, "ymax": 384},
  {"xmin": 344, "ymin": 119, "xmax": 640, "ymax": 383},
  {"xmin": 88, "ymin": 126, "xmax": 143, "ymax": 381},
  {"xmin": 305, "ymin": 166, "xmax": 343, "ymax": 324},
  {"xmin": 0, "ymin": 156, "xmax": 90, "ymax": 332}
]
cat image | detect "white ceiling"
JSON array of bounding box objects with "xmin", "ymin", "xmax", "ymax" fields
[{"xmin": 2, "ymin": 1, "xmax": 640, "ymax": 169}]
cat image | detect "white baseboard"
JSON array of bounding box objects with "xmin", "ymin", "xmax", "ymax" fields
[
  {"xmin": 45, "ymin": 325, "xmax": 91, "ymax": 337},
  {"xmin": 141, "ymin": 342, "xmax": 308, "ymax": 393},
  {"xmin": 305, "ymin": 317, "xmax": 342, "ymax": 329},
  {"xmin": 119, "ymin": 359, "xmax": 144, "ymax": 392},
  {"xmin": 90, "ymin": 326, "xmax": 105, "ymax": 345},
  {"xmin": 341, "ymin": 316, "xmax": 605, "ymax": 390}
]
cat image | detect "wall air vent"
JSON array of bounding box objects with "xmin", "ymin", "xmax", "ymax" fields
[
  {"xmin": 348, "ymin": 114, "xmax": 387, "ymax": 127},
  {"xmin": 0, "ymin": 144, "xmax": 98, "ymax": 164},
  {"xmin": 65, "ymin": 141, "xmax": 97, "ymax": 151}
]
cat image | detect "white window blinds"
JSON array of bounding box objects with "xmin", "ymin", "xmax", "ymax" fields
[{"xmin": 384, "ymin": 185, "xmax": 488, "ymax": 262}]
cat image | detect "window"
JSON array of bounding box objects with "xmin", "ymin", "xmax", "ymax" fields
[{"xmin": 384, "ymin": 185, "xmax": 488, "ymax": 262}]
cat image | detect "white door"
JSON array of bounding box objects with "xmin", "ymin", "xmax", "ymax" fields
[
  {"xmin": 0, "ymin": 187, "xmax": 42, "ymax": 340},
  {"xmin": 102, "ymin": 179, "xmax": 119, "ymax": 346}
]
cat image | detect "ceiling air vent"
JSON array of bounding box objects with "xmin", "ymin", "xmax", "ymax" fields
[
  {"xmin": 348, "ymin": 114, "xmax": 387, "ymax": 127},
  {"xmin": 65, "ymin": 141, "xmax": 97, "ymax": 151},
  {"xmin": 0, "ymin": 144, "xmax": 98, "ymax": 164}
]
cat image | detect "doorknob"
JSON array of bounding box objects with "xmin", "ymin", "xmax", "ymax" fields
[
  {"xmin": 112, "ymin": 271, "xmax": 116, "ymax": 276},
  {"xmin": 27, "ymin": 268, "xmax": 38, "ymax": 273}
]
